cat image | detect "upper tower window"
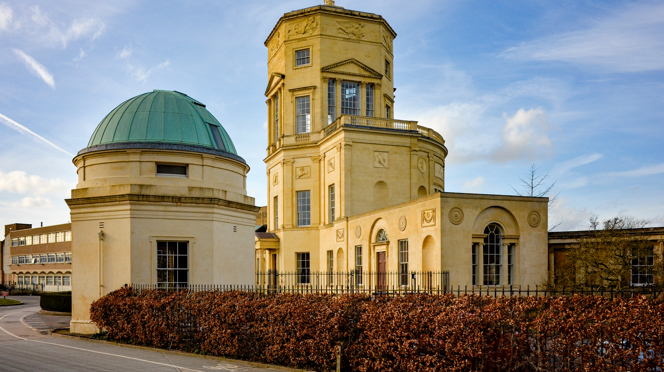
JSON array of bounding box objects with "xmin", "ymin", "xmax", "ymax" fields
[
  {"xmin": 274, "ymin": 94, "xmax": 279, "ymax": 141},
  {"xmin": 366, "ymin": 84, "xmax": 374, "ymax": 117},
  {"xmin": 341, "ymin": 81, "xmax": 360, "ymax": 115},
  {"xmin": 328, "ymin": 80, "xmax": 336, "ymax": 124},
  {"xmin": 295, "ymin": 49, "xmax": 310, "ymax": 66},
  {"xmin": 385, "ymin": 60, "xmax": 391, "ymax": 78},
  {"xmin": 296, "ymin": 96, "xmax": 311, "ymax": 133}
]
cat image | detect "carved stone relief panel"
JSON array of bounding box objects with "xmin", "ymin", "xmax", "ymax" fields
[
  {"xmin": 269, "ymin": 31, "xmax": 282, "ymax": 57},
  {"xmin": 448, "ymin": 207, "xmax": 464, "ymax": 225},
  {"xmin": 273, "ymin": 173, "xmax": 278, "ymax": 186},
  {"xmin": 421, "ymin": 209, "xmax": 436, "ymax": 227},
  {"xmin": 295, "ymin": 166, "xmax": 311, "ymax": 179},
  {"xmin": 374, "ymin": 151, "xmax": 389, "ymax": 168},
  {"xmin": 336, "ymin": 21, "xmax": 365, "ymax": 39},
  {"xmin": 336, "ymin": 228, "xmax": 345, "ymax": 242},
  {"xmin": 434, "ymin": 163, "xmax": 444, "ymax": 180},
  {"xmin": 382, "ymin": 30, "xmax": 393, "ymax": 52},
  {"xmin": 399, "ymin": 216, "xmax": 407, "ymax": 231},
  {"xmin": 417, "ymin": 158, "xmax": 427, "ymax": 174},
  {"xmin": 355, "ymin": 225, "xmax": 361, "ymax": 238},
  {"xmin": 288, "ymin": 17, "xmax": 317, "ymax": 39},
  {"xmin": 528, "ymin": 211, "xmax": 541, "ymax": 227},
  {"xmin": 327, "ymin": 157, "xmax": 335, "ymax": 173}
]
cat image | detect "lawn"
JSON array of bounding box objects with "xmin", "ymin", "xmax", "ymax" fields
[{"xmin": 0, "ymin": 299, "xmax": 21, "ymax": 306}]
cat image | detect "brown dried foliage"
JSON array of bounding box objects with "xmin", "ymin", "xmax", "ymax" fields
[{"xmin": 91, "ymin": 288, "xmax": 664, "ymax": 371}]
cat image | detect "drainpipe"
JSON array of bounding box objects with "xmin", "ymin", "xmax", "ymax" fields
[{"xmin": 98, "ymin": 230, "xmax": 104, "ymax": 298}]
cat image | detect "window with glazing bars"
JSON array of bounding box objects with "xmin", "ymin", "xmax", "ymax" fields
[
  {"xmin": 631, "ymin": 247, "xmax": 654, "ymax": 286},
  {"xmin": 399, "ymin": 239, "xmax": 409, "ymax": 286},
  {"xmin": 297, "ymin": 190, "xmax": 311, "ymax": 226},
  {"xmin": 296, "ymin": 252, "xmax": 310, "ymax": 284},
  {"xmin": 327, "ymin": 80, "xmax": 336, "ymax": 124},
  {"xmin": 327, "ymin": 250, "xmax": 334, "ymax": 285},
  {"xmin": 329, "ymin": 184, "xmax": 335, "ymax": 223},
  {"xmin": 366, "ymin": 84, "xmax": 374, "ymax": 117},
  {"xmin": 296, "ymin": 96, "xmax": 311, "ymax": 133},
  {"xmin": 507, "ymin": 244, "xmax": 514, "ymax": 285},
  {"xmin": 385, "ymin": 105, "xmax": 391, "ymax": 119},
  {"xmin": 274, "ymin": 94, "xmax": 279, "ymax": 141},
  {"xmin": 48, "ymin": 254, "xmax": 56, "ymax": 263},
  {"xmin": 341, "ymin": 81, "xmax": 360, "ymax": 115},
  {"xmin": 157, "ymin": 241, "xmax": 188, "ymax": 289},
  {"xmin": 355, "ymin": 246, "xmax": 363, "ymax": 285},
  {"xmin": 472, "ymin": 244, "xmax": 478, "ymax": 286},
  {"xmin": 41, "ymin": 254, "xmax": 47, "ymax": 264},
  {"xmin": 273, "ymin": 196, "xmax": 278, "ymax": 230},
  {"xmin": 295, "ymin": 49, "xmax": 310, "ymax": 66},
  {"xmin": 65, "ymin": 253, "xmax": 72, "ymax": 263},
  {"xmin": 483, "ymin": 224, "xmax": 502, "ymax": 286},
  {"xmin": 385, "ymin": 60, "xmax": 390, "ymax": 78}
]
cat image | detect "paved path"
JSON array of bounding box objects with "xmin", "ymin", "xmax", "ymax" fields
[{"xmin": 0, "ymin": 296, "xmax": 294, "ymax": 372}]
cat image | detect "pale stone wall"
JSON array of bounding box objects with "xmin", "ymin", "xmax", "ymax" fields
[{"xmin": 69, "ymin": 149, "xmax": 257, "ymax": 334}]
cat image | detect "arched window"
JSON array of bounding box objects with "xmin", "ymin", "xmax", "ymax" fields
[
  {"xmin": 376, "ymin": 229, "xmax": 388, "ymax": 243},
  {"xmin": 483, "ymin": 224, "xmax": 502, "ymax": 286}
]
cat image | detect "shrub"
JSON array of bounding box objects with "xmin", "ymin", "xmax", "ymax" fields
[
  {"xmin": 91, "ymin": 289, "xmax": 664, "ymax": 371},
  {"xmin": 40, "ymin": 292, "xmax": 72, "ymax": 312}
]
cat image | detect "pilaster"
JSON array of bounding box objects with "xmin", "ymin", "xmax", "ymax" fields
[
  {"xmin": 283, "ymin": 159, "xmax": 294, "ymax": 228},
  {"xmin": 311, "ymin": 155, "xmax": 321, "ymax": 226}
]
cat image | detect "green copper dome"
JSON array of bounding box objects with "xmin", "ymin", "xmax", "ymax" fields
[{"xmin": 84, "ymin": 90, "xmax": 240, "ymax": 159}]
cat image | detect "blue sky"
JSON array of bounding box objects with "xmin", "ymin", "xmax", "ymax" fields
[{"xmin": 0, "ymin": 0, "xmax": 663, "ymax": 231}]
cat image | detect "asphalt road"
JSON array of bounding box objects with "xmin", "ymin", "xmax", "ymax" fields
[{"xmin": 0, "ymin": 296, "xmax": 292, "ymax": 372}]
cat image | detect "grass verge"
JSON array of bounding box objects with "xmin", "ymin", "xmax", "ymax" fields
[{"xmin": 0, "ymin": 299, "xmax": 21, "ymax": 306}]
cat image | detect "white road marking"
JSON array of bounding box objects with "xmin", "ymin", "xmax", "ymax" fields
[{"xmin": 0, "ymin": 311, "xmax": 207, "ymax": 372}]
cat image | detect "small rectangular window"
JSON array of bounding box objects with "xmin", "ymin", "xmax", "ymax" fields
[
  {"xmin": 385, "ymin": 60, "xmax": 390, "ymax": 78},
  {"xmin": 472, "ymin": 244, "xmax": 478, "ymax": 286},
  {"xmin": 297, "ymin": 190, "xmax": 311, "ymax": 226},
  {"xmin": 328, "ymin": 80, "xmax": 336, "ymax": 124},
  {"xmin": 157, "ymin": 241, "xmax": 189, "ymax": 289},
  {"xmin": 41, "ymin": 254, "xmax": 47, "ymax": 264},
  {"xmin": 385, "ymin": 104, "xmax": 391, "ymax": 119},
  {"xmin": 47, "ymin": 276, "xmax": 54, "ymax": 286},
  {"xmin": 54, "ymin": 276, "xmax": 62, "ymax": 286},
  {"xmin": 12, "ymin": 256, "xmax": 18, "ymax": 265},
  {"xmin": 355, "ymin": 246, "xmax": 363, "ymax": 285},
  {"xmin": 156, "ymin": 164, "xmax": 188, "ymax": 177},
  {"xmin": 39, "ymin": 276, "xmax": 46, "ymax": 285},
  {"xmin": 48, "ymin": 233, "xmax": 56, "ymax": 243},
  {"xmin": 296, "ymin": 252, "xmax": 311, "ymax": 284},
  {"xmin": 48, "ymin": 254, "xmax": 56, "ymax": 263},
  {"xmin": 65, "ymin": 231, "xmax": 72, "ymax": 241},
  {"xmin": 399, "ymin": 239, "xmax": 409, "ymax": 286},
  {"xmin": 296, "ymin": 96, "xmax": 311, "ymax": 134},
  {"xmin": 273, "ymin": 196, "xmax": 279, "ymax": 230},
  {"xmin": 64, "ymin": 276, "xmax": 71, "ymax": 286},
  {"xmin": 40, "ymin": 234, "xmax": 47, "ymax": 244},
  {"xmin": 366, "ymin": 84, "xmax": 374, "ymax": 117},
  {"xmin": 329, "ymin": 184, "xmax": 335, "ymax": 223},
  {"xmin": 295, "ymin": 49, "xmax": 310, "ymax": 66},
  {"xmin": 18, "ymin": 276, "xmax": 23, "ymax": 285},
  {"xmin": 25, "ymin": 255, "xmax": 32, "ymax": 264},
  {"xmin": 507, "ymin": 244, "xmax": 514, "ymax": 285},
  {"xmin": 33, "ymin": 235, "xmax": 40, "ymax": 244},
  {"xmin": 32, "ymin": 276, "xmax": 38, "ymax": 285},
  {"xmin": 56, "ymin": 232, "xmax": 65, "ymax": 242},
  {"xmin": 18, "ymin": 256, "xmax": 25, "ymax": 264},
  {"xmin": 18, "ymin": 237, "xmax": 25, "ymax": 246},
  {"xmin": 11, "ymin": 238, "xmax": 18, "ymax": 247},
  {"xmin": 65, "ymin": 253, "xmax": 72, "ymax": 263},
  {"xmin": 56, "ymin": 253, "xmax": 65, "ymax": 263},
  {"xmin": 25, "ymin": 236, "xmax": 32, "ymax": 245}
]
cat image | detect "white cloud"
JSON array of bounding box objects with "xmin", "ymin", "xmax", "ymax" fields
[
  {"xmin": 462, "ymin": 177, "xmax": 485, "ymax": 193},
  {"xmin": 607, "ymin": 163, "xmax": 664, "ymax": 178},
  {"xmin": 0, "ymin": 113, "xmax": 73, "ymax": 156},
  {"xmin": 119, "ymin": 45, "xmax": 132, "ymax": 59},
  {"xmin": 130, "ymin": 59, "xmax": 170, "ymax": 82},
  {"xmin": 552, "ymin": 153, "xmax": 604, "ymax": 176},
  {"xmin": 0, "ymin": 3, "xmax": 12, "ymax": 32},
  {"xmin": 0, "ymin": 170, "xmax": 71, "ymax": 196},
  {"xmin": 11, "ymin": 196, "xmax": 54, "ymax": 209},
  {"xmin": 549, "ymin": 197, "xmax": 595, "ymax": 231},
  {"xmin": 492, "ymin": 108, "xmax": 553, "ymax": 163},
  {"xmin": 503, "ymin": 2, "xmax": 664, "ymax": 72},
  {"xmin": 13, "ymin": 49, "xmax": 55, "ymax": 89},
  {"xmin": 74, "ymin": 48, "xmax": 86, "ymax": 61}
]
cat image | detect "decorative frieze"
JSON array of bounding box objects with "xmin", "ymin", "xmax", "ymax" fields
[
  {"xmin": 374, "ymin": 151, "xmax": 389, "ymax": 168},
  {"xmin": 336, "ymin": 228, "xmax": 345, "ymax": 242},
  {"xmin": 295, "ymin": 166, "xmax": 311, "ymax": 179},
  {"xmin": 421, "ymin": 209, "xmax": 436, "ymax": 227}
]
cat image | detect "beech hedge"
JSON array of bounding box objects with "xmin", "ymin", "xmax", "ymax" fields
[
  {"xmin": 90, "ymin": 288, "xmax": 664, "ymax": 371},
  {"xmin": 40, "ymin": 291, "xmax": 72, "ymax": 312}
]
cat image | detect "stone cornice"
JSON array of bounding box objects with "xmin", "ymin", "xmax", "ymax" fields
[{"xmin": 66, "ymin": 194, "xmax": 260, "ymax": 213}]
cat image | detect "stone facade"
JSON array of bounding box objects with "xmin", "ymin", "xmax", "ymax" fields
[{"xmin": 256, "ymin": 4, "xmax": 549, "ymax": 289}]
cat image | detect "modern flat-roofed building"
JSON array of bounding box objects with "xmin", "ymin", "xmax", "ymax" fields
[{"xmin": 3, "ymin": 223, "xmax": 73, "ymax": 292}]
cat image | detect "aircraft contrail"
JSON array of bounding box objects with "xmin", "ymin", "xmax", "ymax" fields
[{"xmin": 0, "ymin": 113, "xmax": 73, "ymax": 157}]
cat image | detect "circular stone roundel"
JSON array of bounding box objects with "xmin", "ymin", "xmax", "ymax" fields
[
  {"xmin": 448, "ymin": 207, "xmax": 464, "ymax": 225},
  {"xmin": 399, "ymin": 216, "xmax": 407, "ymax": 231},
  {"xmin": 528, "ymin": 211, "xmax": 541, "ymax": 227},
  {"xmin": 417, "ymin": 158, "xmax": 427, "ymax": 173},
  {"xmin": 355, "ymin": 225, "xmax": 362, "ymax": 238}
]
